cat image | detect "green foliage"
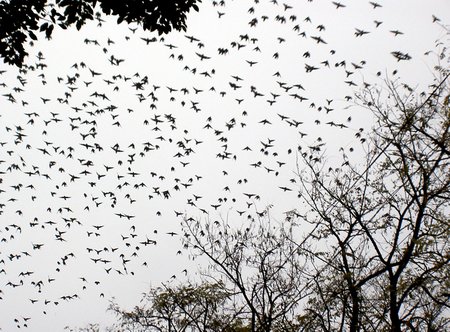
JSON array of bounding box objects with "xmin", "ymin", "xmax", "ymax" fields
[
  {"xmin": 0, "ymin": 0, "xmax": 201, "ymax": 67},
  {"xmin": 108, "ymin": 281, "xmax": 240, "ymax": 332}
]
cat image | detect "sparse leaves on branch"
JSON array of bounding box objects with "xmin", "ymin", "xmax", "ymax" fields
[{"xmin": 296, "ymin": 57, "xmax": 450, "ymax": 331}]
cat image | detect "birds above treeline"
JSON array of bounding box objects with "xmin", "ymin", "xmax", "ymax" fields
[{"xmin": 0, "ymin": 0, "xmax": 443, "ymax": 329}]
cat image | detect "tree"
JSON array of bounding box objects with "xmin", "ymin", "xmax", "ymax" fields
[
  {"xmin": 107, "ymin": 281, "xmax": 241, "ymax": 332},
  {"xmin": 103, "ymin": 210, "xmax": 311, "ymax": 332},
  {"xmin": 296, "ymin": 60, "xmax": 450, "ymax": 331},
  {"xmin": 0, "ymin": 0, "xmax": 201, "ymax": 67},
  {"xmin": 181, "ymin": 211, "xmax": 311, "ymax": 332}
]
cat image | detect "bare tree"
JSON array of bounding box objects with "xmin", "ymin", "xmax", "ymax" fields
[
  {"xmin": 296, "ymin": 54, "xmax": 450, "ymax": 332},
  {"xmin": 181, "ymin": 209, "xmax": 311, "ymax": 332}
]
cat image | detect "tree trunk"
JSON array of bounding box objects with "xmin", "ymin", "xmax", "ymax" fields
[
  {"xmin": 349, "ymin": 288, "xmax": 360, "ymax": 332},
  {"xmin": 251, "ymin": 311, "xmax": 256, "ymax": 332},
  {"xmin": 389, "ymin": 281, "xmax": 402, "ymax": 332}
]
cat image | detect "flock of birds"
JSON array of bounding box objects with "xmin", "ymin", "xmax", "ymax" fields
[{"xmin": 0, "ymin": 0, "xmax": 445, "ymax": 329}]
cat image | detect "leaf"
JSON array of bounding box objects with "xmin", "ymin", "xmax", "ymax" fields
[
  {"xmin": 45, "ymin": 24, "xmax": 54, "ymax": 39},
  {"xmin": 39, "ymin": 22, "xmax": 48, "ymax": 32},
  {"xmin": 29, "ymin": 31, "xmax": 37, "ymax": 40}
]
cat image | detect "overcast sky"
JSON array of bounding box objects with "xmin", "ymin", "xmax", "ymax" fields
[{"xmin": 0, "ymin": 0, "xmax": 449, "ymax": 330}]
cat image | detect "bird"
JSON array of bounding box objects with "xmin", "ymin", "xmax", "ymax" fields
[
  {"xmin": 369, "ymin": 1, "xmax": 382, "ymax": 9},
  {"xmin": 355, "ymin": 28, "xmax": 370, "ymax": 37},
  {"xmin": 332, "ymin": 1, "xmax": 346, "ymax": 9},
  {"xmin": 305, "ymin": 64, "xmax": 319, "ymax": 72},
  {"xmin": 391, "ymin": 51, "xmax": 412, "ymax": 61},
  {"xmin": 195, "ymin": 52, "xmax": 211, "ymax": 60}
]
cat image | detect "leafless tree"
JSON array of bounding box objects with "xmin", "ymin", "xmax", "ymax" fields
[
  {"xmin": 296, "ymin": 52, "xmax": 450, "ymax": 332},
  {"xmin": 181, "ymin": 209, "xmax": 312, "ymax": 332}
]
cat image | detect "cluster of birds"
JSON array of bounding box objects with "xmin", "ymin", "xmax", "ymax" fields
[{"xmin": 0, "ymin": 0, "xmax": 444, "ymax": 329}]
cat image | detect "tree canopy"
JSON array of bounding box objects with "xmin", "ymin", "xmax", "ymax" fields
[{"xmin": 0, "ymin": 0, "xmax": 201, "ymax": 67}]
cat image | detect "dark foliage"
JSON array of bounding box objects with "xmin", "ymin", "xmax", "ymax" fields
[{"xmin": 0, "ymin": 0, "xmax": 201, "ymax": 67}]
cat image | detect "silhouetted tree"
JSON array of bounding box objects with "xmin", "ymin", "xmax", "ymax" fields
[
  {"xmin": 296, "ymin": 54, "xmax": 450, "ymax": 331},
  {"xmin": 108, "ymin": 281, "xmax": 244, "ymax": 332},
  {"xmin": 181, "ymin": 211, "xmax": 311, "ymax": 332},
  {"xmin": 0, "ymin": 0, "xmax": 201, "ymax": 67}
]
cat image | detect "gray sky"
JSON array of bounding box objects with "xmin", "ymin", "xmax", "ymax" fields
[{"xmin": 0, "ymin": 0, "xmax": 449, "ymax": 330}]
